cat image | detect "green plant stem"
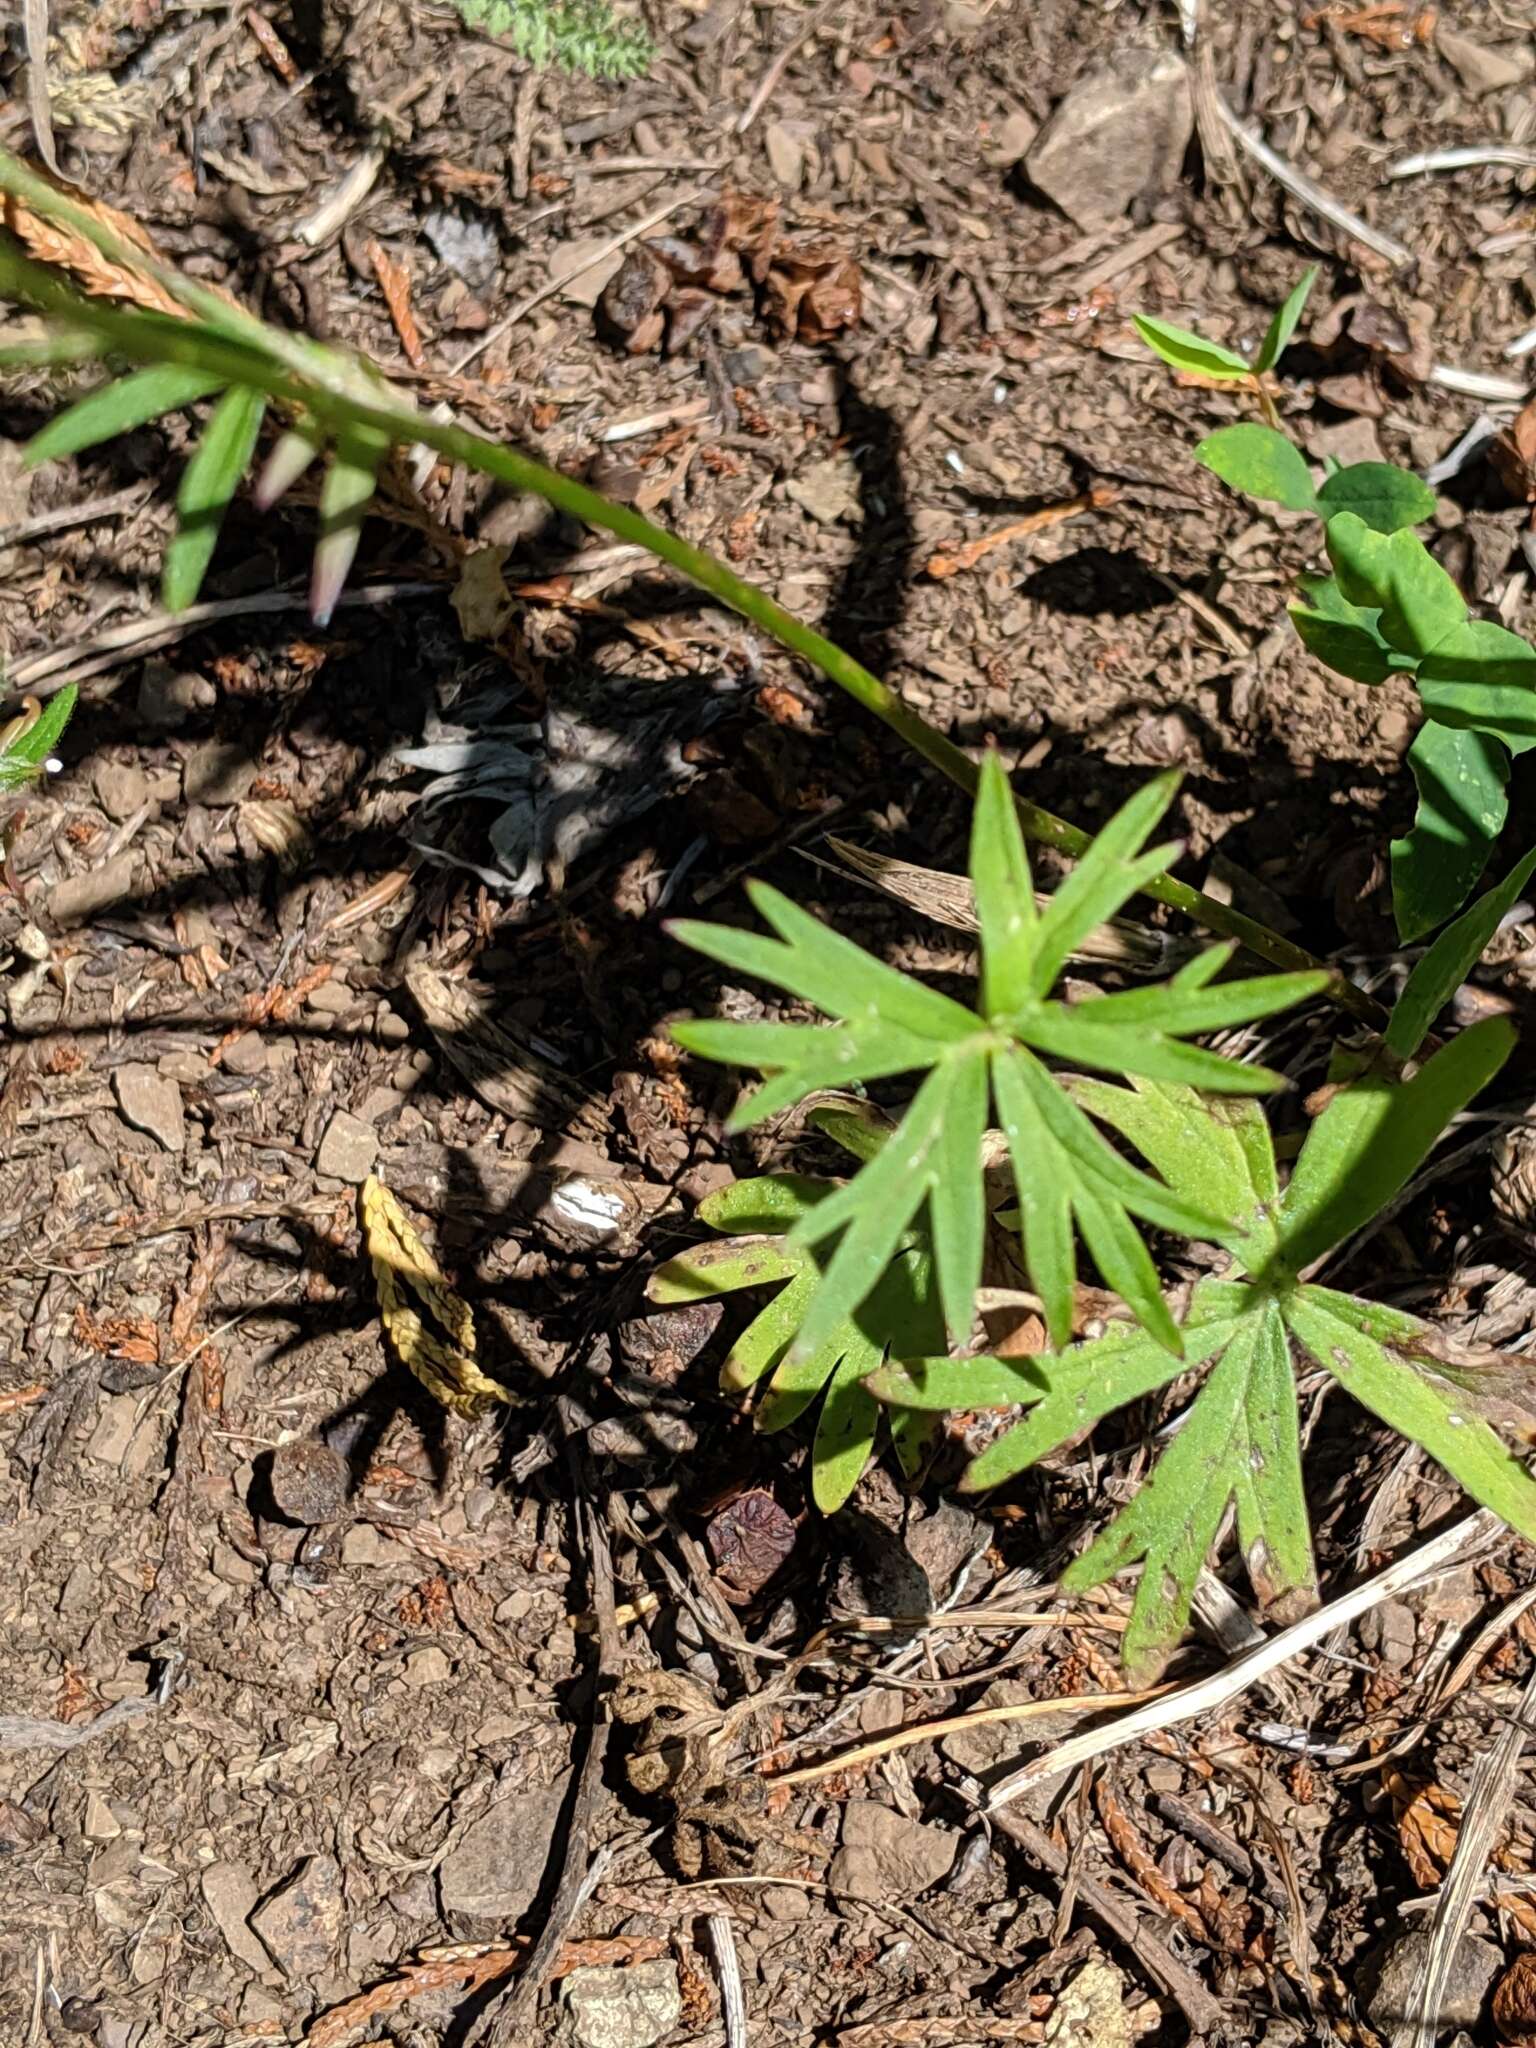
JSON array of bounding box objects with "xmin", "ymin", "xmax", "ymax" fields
[{"xmin": 0, "ymin": 157, "xmax": 1384, "ymax": 1028}]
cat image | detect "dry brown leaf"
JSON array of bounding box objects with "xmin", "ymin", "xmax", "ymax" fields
[{"xmin": 366, "ymin": 236, "xmax": 425, "ymax": 369}]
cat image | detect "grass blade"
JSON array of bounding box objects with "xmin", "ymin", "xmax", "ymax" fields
[
  {"xmin": 162, "ymin": 383, "xmax": 266, "ymax": 612},
  {"xmin": 27, "ymin": 364, "xmax": 226, "ymax": 464},
  {"xmin": 971, "ymin": 749, "xmax": 1037, "ymax": 1017}
]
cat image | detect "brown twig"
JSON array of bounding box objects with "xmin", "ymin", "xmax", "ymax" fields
[{"xmin": 924, "ymin": 487, "xmax": 1115, "ymax": 580}]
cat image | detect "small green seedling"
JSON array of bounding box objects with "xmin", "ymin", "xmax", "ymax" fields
[
  {"xmin": 1134, "ymin": 265, "xmax": 1317, "ymax": 429},
  {"xmin": 0, "ymin": 683, "xmax": 75, "ymax": 792},
  {"xmin": 1139, "ymin": 272, "xmax": 1536, "ymax": 941},
  {"xmin": 449, "ymin": 0, "xmax": 652, "ymax": 75}
]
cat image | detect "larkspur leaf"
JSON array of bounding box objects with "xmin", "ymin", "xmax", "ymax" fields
[
  {"xmin": 1387, "ymin": 845, "xmax": 1536, "ymax": 1059},
  {"xmin": 1027, "ymin": 771, "xmax": 1182, "ymax": 997},
  {"xmin": 971, "ymin": 749, "xmax": 1037, "ymax": 1019}
]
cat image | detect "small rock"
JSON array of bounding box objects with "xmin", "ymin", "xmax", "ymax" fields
[
  {"xmin": 561, "ymin": 1961, "xmax": 681, "ymax": 2048},
  {"xmin": 439, "ymin": 1774, "xmax": 572, "ymax": 1919},
  {"xmin": 219, "ymin": 1034, "xmax": 271, "ymax": 1078},
  {"xmin": 50, "ymin": 850, "xmax": 145, "ymax": 925},
  {"xmin": 112, "ymin": 1064, "xmax": 185, "ymax": 1152},
  {"xmin": 764, "ymin": 121, "xmax": 805, "ymax": 189},
  {"xmin": 83, "ymin": 1791, "xmax": 120, "ymax": 1841},
  {"xmin": 828, "ymin": 1800, "xmax": 956, "ymax": 1902},
  {"xmin": 269, "ymin": 1439, "xmax": 349, "ymax": 1525},
  {"xmin": 250, "ymin": 1854, "xmax": 344, "ymax": 1979},
  {"xmin": 987, "ymin": 107, "xmax": 1038, "ymax": 163},
  {"xmin": 307, "ymin": 978, "xmax": 360, "ymax": 1016},
  {"xmin": 138, "ymin": 662, "xmax": 213, "ymax": 729},
  {"xmin": 760, "ymin": 1884, "xmax": 809, "ymax": 1921},
  {"xmin": 1437, "ymin": 28, "xmax": 1531, "ymax": 94},
  {"xmin": 183, "ymin": 739, "xmax": 258, "ymax": 806},
  {"xmin": 550, "ymin": 237, "xmax": 628, "ymax": 308},
  {"xmin": 1375, "ymin": 707, "xmax": 1412, "ymax": 752},
  {"xmin": 1045, "ymin": 1957, "xmax": 1136, "ymax": 2048},
  {"xmin": 316, "ymin": 1111, "xmax": 378, "ymax": 1183},
  {"xmin": 403, "ymin": 1646, "xmax": 452, "ymax": 1685},
  {"xmin": 340, "ymin": 1523, "xmax": 401, "ymax": 1568},
  {"xmin": 92, "ymin": 759, "xmax": 154, "ymax": 823},
  {"xmin": 786, "ymin": 452, "xmax": 864, "ymax": 525},
  {"xmin": 211, "ymin": 1541, "xmax": 259, "ymax": 1588},
  {"xmin": 1025, "ymin": 48, "xmax": 1192, "ymax": 228},
  {"xmin": 201, "ymin": 1859, "xmax": 273, "ymax": 1976},
  {"xmin": 1368, "ymin": 1930, "xmax": 1501, "ymax": 2030}
]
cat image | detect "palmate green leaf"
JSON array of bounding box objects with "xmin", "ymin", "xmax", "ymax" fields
[
  {"xmin": 790, "ymin": 1055, "xmax": 986, "ymax": 1358},
  {"xmin": 1069, "ymin": 1076, "xmax": 1280, "ymax": 1267},
  {"xmin": 1387, "ymin": 845, "xmax": 1536, "ymax": 1059},
  {"xmin": 972, "ymin": 749, "xmax": 1037, "ymax": 1018},
  {"xmin": 1061, "ymin": 1298, "xmax": 1315, "ymax": 1681},
  {"xmin": 0, "ymin": 683, "xmax": 76, "ymax": 793},
  {"xmin": 1195, "ymin": 424, "xmax": 1317, "ymax": 511},
  {"xmin": 1255, "ymin": 264, "xmax": 1318, "ymax": 374},
  {"xmin": 1325, "ymin": 511, "xmax": 1465, "ymax": 659},
  {"xmin": 1286, "ymin": 1290, "xmax": 1536, "ymax": 1545},
  {"xmin": 1018, "ymin": 1004, "xmax": 1286, "ymax": 1093},
  {"xmin": 670, "ymin": 883, "xmax": 977, "ymax": 1046},
  {"xmin": 1391, "ymin": 721, "xmax": 1510, "ymax": 942},
  {"xmin": 1316, "ymin": 463, "xmax": 1435, "ymax": 534},
  {"xmin": 25, "ymin": 363, "xmax": 226, "ymax": 465},
  {"xmin": 1025, "ymin": 772, "xmax": 1182, "ymax": 996},
  {"xmin": 162, "ymin": 382, "xmax": 267, "ymax": 612},
  {"xmin": 1132, "ymin": 313, "xmax": 1251, "ymax": 380},
  {"xmin": 1270, "ymin": 1015, "xmax": 1515, "ymax": 1275},
  {"xmin": 670, "ymin": 1016, "xmax": 947, "ymax": 1124},
  {"xmin": 1290, "ymin": 572, "xmax": 1402, "ymax": 686}
]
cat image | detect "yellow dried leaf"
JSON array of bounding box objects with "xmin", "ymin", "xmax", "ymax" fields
[{"xmin": 361, "ymin": 1176, "xmax": 523, "ymax": 1418}]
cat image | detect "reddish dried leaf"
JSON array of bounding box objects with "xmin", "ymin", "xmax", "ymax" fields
[
  {"xmin": 706, "ymin": 1487, "xmax": 797, "ymax": 1595},
  {"xmin": 367, "ymin": 238, "xmax": 426, "ymax": 369}
]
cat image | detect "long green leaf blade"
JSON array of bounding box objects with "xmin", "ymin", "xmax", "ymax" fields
[
  {"xmin": 26, "ymin": 364, "xmax": 226, "ymax": 464},
  {"xmin": 971, "ymin": 749, "xmax": 1037, "ymax": 1018},
  {"xmin": 1287, "ymin": 1291, "xmax": 1536, "ymax": 1545},
  {"xmin": 1232, "ymin": 1299, "xmax": 1317, "ymax": 1619},
  {"xmin": 1133, "ymin": 314, "xmax": 1251, "ymax": 380},
  {"xmin": 162, "ymin": 383, "xmax": 266, "ymax": 612},
  {"xmin": 1273, "ymin": 1016, "xmax": 1515, "ymax": 1274},
  {"xmin": 928, "ymin": 1051, "xmax": 987, "ymax": 1346},
  {"xmin": 994, "ymin": 1048, "xmax": 1077, "ymax": 1349},
  {"xmin": 311, "ymin": 422, "xmax": 388, "ymax": 627},
  {"xmin": 1255, "ymin": 265, "xmax": 1317, "ymax": 373},
  {"xmin": 1073, "ymin": 1182, "xmax": 1181, "ymax": 1355}
]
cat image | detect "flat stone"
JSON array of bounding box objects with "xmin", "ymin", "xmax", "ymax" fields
[
  {"xmin": 50, "ymin": 850, "xmax": 145, "ymax": 925},
  {"xmin": 93, "ymin": 759, "xmax": 155, "ymax": 823},
  {"xmin": 250, "ymin": 1854, "xmax": 344, "ymax": 1979},
  {"xmin": 1369, "ymin": 1930, "xmax": 1501, "ymax": 2030},
  {"xmin": 403, "ymin": 1646, "xmax": 453, "ymax": 1685},
  {"xmin": 269, "ymin": 1439, "xmax": 349, "ymax": 1525},
  {"xmin": 218, "ymin": 1033, "xmax": 271, "ymax": 1078},
  {"xmin": 112, "ymin": 1064, "xmax": 185, "ymax": 1152},
  {"xmin": 316, "ymin": 1111, "xmax": 377, "ymax": 1183},
  {"xmin": 561, "ymin": 1961, "xmax": 681, "ymax": 2048},
  {"xmin": 550, "ymin": 237, "xmax": 627, "ymax": 307},
  {"xmin": 138, "ymin": 662, "xmax": 214, "ymax": 729},
  {"xmin": 439, "ymin": 1774, "xmax": 571, "ymax": 1920},
  {"xmin": 306, "ymin": 978, "xmax": 359, "ymax": 1016},
  {"xmin": 1437, "ymin": 28, "xmax": 1531, "ymax": 93},
  {"xmin": 1025, "ymin": 48, "xmax": 1191, "ymax": 228},
  {"xmin": 183, "ymin": 739, "xmax": 258, "ymax": 806},
  {"xmin": 200, "ymin": 1859, "xmax": 274, "ymax": 1976},
  {"xmin": 828, "ymin": 1800, "xmax": 956, "ymax": 1903}
]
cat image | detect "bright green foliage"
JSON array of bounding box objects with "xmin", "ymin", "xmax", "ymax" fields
[
  {"xmin": 647, "ymin": 1110, "xmax": 941, "ymax": 1511},
  {"xmin": 449, "ymin": 0, "xmax": 652, "ymax": 75},
  {"xmin": 1132, "ymin": 314, "xmax": 1251, "ymax": 381},
  {"xmin": 870, "ymin": 863, "xmax": 1533, "ymax": 1676},
  {"xmin": 0, "ymin": 684, "xmax": 75, "ymax": 792},
  {"xmin": 670, "ymin": 754, "xmax": 1330, "ymax": 1366},
  {"xmin": 1141, "ymin": 272, "xmax": 1536, "ymax": 940},
  {"xmin": 1255, "ymin": 265, "xmax": 1317, "ymax": 374}
]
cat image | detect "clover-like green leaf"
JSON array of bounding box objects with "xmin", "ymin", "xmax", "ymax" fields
[
  {"xmin": 1132, "ymin": 313, "xmax": 1251, "ymax": 380},
  {"xmin": 1196, "ymin": 424, "xmax": 1317, "ymax": 511},
  {"xmin": 1255, "ymin": 265, "xmax": 1318, "ymax": 374},
  {"xmin": 1388, "ymin": 846, "xmax": 1536, "ymax": 1060},
  {"xmin": 1391, "ymin": 722, "xmax": 1510, "ymax": 942},
  {"xmin": 162, "ymin": 382, "xmax": 267, "ymax": 612},
  {"xmin": 0, "ymin": 683, "xmax": 76, "ymax": 793},
  {"xmin": 1316, "ymin": 463, "xmax": 1435, "ymax": 534},
  {"xmin": 1324, "ymin": 511, "xmax": 1465, "ymax": 659},
  {"xmin": 26, "ymin": 363, "xmax": 227, "ymax": 465},
  {"xmin": 1289, "ymin": 572, "xmax": 1403, "ymax": 686},
  {"xmin": 1416, "ymin": 619, "xmax": 1536, "ymax": 757}
]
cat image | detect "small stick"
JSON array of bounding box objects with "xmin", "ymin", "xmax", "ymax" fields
[
  {"xmin": 1390, "ymin": 146, "xmax": 1536, "ymax": 177},
  {"xmin": 1214, "ymin": 94, "xmax": 1414, "ymax": 270},
  {"xmin": 1428, "ymin": 361, "xmax": 1528, "ymax": 402},
  {"xmin": 924, "ymin": 486, "xmax": 1115, "ymax": 579},
  {"xmin": 737, "ymin": 0, "xmax": 840, "ymax": 133},
  {"xmin": 706, "ymin": 1915, "xmax": 748, "ymax": 2048},
  {"xmin": 450, "ymin": 188, "xmax": 709, "ymax": 375},
  {"xmin": 986, "ymin": 1511, "xmax": 1499, "ymax": 1811}
]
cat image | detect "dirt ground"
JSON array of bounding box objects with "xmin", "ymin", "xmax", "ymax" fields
[{"xmin": 7, "ymin": 1, "xmax": 1536, "ymax": 2043}]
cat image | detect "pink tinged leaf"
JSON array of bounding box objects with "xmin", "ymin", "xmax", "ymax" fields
[
  {"xmin": 252, "ymin": 423, "xmax": 322, "ymax": 511},
  {"xmin": 310, "ymin": 427, "xmax": 387, "ymax": 627}
]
